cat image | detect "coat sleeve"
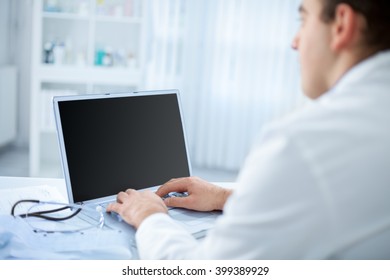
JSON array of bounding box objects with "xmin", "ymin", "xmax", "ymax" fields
[{"xmin": 135, "ymin": 128, "xmax": 332, "ymax": 259}]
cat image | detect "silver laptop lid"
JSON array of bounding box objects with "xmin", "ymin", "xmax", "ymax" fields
[{"xmin": 53, "ymin": 89, "xmax": 192, "ymax": 204}]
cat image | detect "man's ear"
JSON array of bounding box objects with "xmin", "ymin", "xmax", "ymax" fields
[{"xmin": 330, "ymin": 4, "xmax": 360, "ymax": 51}]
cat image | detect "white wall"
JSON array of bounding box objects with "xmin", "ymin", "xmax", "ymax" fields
[
  {"xmin": 11, "ymin": 1, "xmax": 33, "ymax": 147},
  {"xmin": 0, "ymin": 1, "xmax": 33, "ymax": 147},
  {"xmin": 0, "ymin": 0, "xmax": 10, "ymax": 65}
]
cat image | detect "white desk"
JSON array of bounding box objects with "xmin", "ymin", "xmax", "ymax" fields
[
  {"xmin": 0, "ymin": 176, "xmax": 236, "ymax": 200},
  {"xmin": 0, "ymin": 176, "xmax": 138, "ymax": 259},
  {"xmin": 0, "ymin": 176, "xmax": 65, "ymax": 188},
  {"xmin": 0, "ymin": 176, "xmax": 236, "ymax": 259},
  {"xmin": 0, "ymin": 176, "xmax": 68, "ymax": 201}
]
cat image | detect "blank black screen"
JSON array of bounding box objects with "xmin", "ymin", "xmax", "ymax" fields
[{"xmin": 58, "ymin": 93, "xmax": 190, "ymax": 202}]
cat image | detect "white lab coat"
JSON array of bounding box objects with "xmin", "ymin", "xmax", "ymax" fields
[{"xmin": 136, "ymin": 51, "xmax": 390, "ymax": 259}]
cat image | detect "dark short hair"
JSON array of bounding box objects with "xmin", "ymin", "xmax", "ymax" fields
[{"xmin": 321, "ymin": 0, "xmax": 390, "ymax": 51}]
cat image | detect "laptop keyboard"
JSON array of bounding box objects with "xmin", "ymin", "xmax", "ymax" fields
[
  {"xmin": 94, "ymin": 192, "xmax": 189, "ymax": 223},
  {"xmin": 85, "ymin": 192, "xmax": 215, "ymax": 239},
  {"xmin": 162, "ymin": 192, "xmax": 189, "ymax": 200}
]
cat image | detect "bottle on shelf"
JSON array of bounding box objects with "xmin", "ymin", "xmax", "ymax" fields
[
  {"xmin": 53, "ymin": 41, "xmax": 65, "ymax": 65},
  {"xmin": 43, "ymin": 42, "xmax": 54, "ymax": 64}
]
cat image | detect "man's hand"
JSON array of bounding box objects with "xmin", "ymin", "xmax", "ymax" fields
[
  {"xmin": 106, "ymin": 189, "xmax": 168, "ymax": 229},
  {"xmin": 106, "ymin": 177, "xmax": 232, "ymax": 229},
  {"xmin": 156, "ymin": 176, "xmax": 232, "ymax": 211}
]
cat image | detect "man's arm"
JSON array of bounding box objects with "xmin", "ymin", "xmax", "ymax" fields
[
  {"xmin": 134, "ymin": 128, "xmax": 329, "ymax": 259},
  {"xmin": 109, "ymin": 126, "xmax": 328, "ymax": 259}
]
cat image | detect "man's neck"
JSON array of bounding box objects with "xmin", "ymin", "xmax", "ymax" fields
[{"xmin": 326, "ymin": 47, "xmax": 379, "ymax": 91}]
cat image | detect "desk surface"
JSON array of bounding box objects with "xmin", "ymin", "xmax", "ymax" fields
[
  {"xmin": 0, "ymin": 176, "xmax": 236, "ymax": 259},
  {"xmin": 0, "ymin": 176, "xmax": 68, "ymax": 200},
  {"xmin": 0, "ymin": 176, "xmax": 236, "ymax": 201},
  {"xmin": 0, "ymin": 176, "xmax": 65, "ymax": 188}
]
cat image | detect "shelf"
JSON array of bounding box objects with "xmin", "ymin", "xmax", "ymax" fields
[
  {"xmin": 39, "ymin": 64, "xmax": 141, "ymax": 85},
  {"xmin": 43, "ymin": 12, "xmax": 142, "ymax": 24},
  {"xmin": 31, "ymin": 0, "xmax": 144, "ymax": 177},
  {"xmin": 94, "ymin": 15, "xmax": 142, "ymax": 24},
  {"xmin": 42, "ymin": 11, "xmax": 89, "ymax": 21}
]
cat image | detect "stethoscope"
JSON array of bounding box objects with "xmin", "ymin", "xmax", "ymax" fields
[{"xmin": 11, "ymin": 199, "xmax": 81, "ymax": 221}]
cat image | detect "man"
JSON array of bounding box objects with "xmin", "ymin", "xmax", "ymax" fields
[{"xmin": 107, "ymin": 0, "xmax": 390, "ymax": 259}]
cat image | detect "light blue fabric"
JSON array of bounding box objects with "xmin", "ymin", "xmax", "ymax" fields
[{"xmin": 0, "ymin": 215, "xmax": 137, "ymax": 259}]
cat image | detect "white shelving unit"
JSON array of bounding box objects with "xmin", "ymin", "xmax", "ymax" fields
[{"xmin": 30, "ymin": 0, "xmax": 145, "ymax": 177}]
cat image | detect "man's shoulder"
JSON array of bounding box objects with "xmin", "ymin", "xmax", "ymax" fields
[
  {"xmin": 278, "ymin": 80, "xmax": 390, "ymax": 136},
  {"xmin": 270, "ymin": 100, "xmax": 336, "ymax": 135},
  {"xmin": 262, "ymin": 92, "xmax": 389, "ymax": 169}
]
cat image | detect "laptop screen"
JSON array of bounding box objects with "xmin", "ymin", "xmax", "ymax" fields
[{"xmin": 56, "ymin": 92, "xmax": 191, "ymax": 203}]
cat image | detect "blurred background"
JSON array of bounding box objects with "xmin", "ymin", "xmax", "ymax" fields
[{"xmin": 0, "ymin": 0, "xmax": 303, "ymax": 182}]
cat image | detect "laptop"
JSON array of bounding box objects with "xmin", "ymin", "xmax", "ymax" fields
[{"xmin": 53, "ymin": 89, "xmax": 220, "ymax": 237}]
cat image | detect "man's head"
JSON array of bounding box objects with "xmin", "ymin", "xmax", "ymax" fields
[{"xmin": 292, "ymin": 0, "xmax": 390, "ymax": 99}]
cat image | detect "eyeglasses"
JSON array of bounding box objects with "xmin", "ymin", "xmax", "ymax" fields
[{"xmin": 11, "ymin": 200, "xmax": 105, "ymax": 234}]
